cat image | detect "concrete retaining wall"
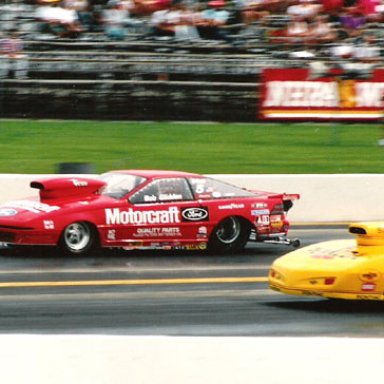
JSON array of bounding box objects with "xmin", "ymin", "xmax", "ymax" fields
[
  {"xmin": 1, "ymin": 174, "xmax": 383, "ymax": 223},
  {"xmin": 213, "ymin": 174, "xmax": 384, "ymax": 223}
]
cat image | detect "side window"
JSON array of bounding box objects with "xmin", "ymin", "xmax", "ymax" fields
[
  {"xmin": 189, "ymin": 177, "xmax": 216, "ymax": 200},
  {"xmin": 130, "ymin": 178, "xmax": 194, "ymax": 204},
  {"xmin": 189, "ymin": 177, "xmax": 255, "ymax": 199}
]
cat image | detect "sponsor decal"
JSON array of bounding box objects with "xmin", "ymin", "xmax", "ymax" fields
[
  {"xmin": 361, "ymin": 283, "xmax": 376, "ymax": 292},
  {"xmin": 185, "ymin": 243, "xmax": 207, "ymax": 251},
  {"xmin": 270, "ymin": 215, "xmax": 282, "ymax": 222},
  {"xmin": 0, "ymin": 208, "xmax": 17, "ymax": 217},
  {"xmin": 257, "ymin": 215, "xmax": 270, "ymax": 226},
  {"xmin": 159, "ymin": 193, "xmax": 183, "ymax": 201},
  {"xmin": 133, "ymin": 227, "xmax": 181, "ymax": 238},
  {"xmin": 356, "ymin": 294, "xmax": 382, "ymax": 300},
  {"xmin": 107, "ymin": 229, "xmax": 116, "ymax": 240},
  {"xmin": 105, "ymin": 207, "xmax": 180, "ymax": 225},
  {"xmin": 300, "ymin": 290, "xmax": 323, "ymax": 297},
  {"xmin": 43, "ymin": 220, "xmax": 55, "ymax": 230},
  {"xmin": 218, "ymin": 203, "xmax": 245, "ymax": 210},
  {"xmin": 252, "ymin": 203, "xmax": 267, "ymax": 209},
  {"xmin": 71, "ymin": 179, "xmax": 88, "ymax": 187},
  {"xmin": 143, "ymin": 194, "xmax": 184, "ymax": 203},
  {"xmin": 122, "ymin": 241, "xmax": 145, "ymax": 250},
  {"xmin": 182, "ymin": 207, "xmax": 209, "ymax": 222},
  {"xmin": 251, "ymin": 209, "xmax": 270, "ymax": 216},
  {"xmin": 270, "ymin": 214, "xmax": 283, "ymax": 229},
  {"xmin": 144, "ymin": 195, "xmax": 157, "ymax": 202},
  {"xmin": 308, "ymin": 246, "xmax": 357, "ymax": 260},
  {"xmin": 197, "ymin": 194, "xmax": 212, "ymax": 199},
  {"xmin": 197, "ymin": 226, "xmax": 208, "ymax": 239},
  {"xmin": 2, "ymin": 200, "xmax": 60, "ymax": 214}
]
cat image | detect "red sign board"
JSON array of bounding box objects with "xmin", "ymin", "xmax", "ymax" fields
[{"xmin": 259, "ymin": 68, "xmax": 384, "ymax": 121}]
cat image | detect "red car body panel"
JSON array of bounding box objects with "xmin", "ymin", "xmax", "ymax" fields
[{"xmin": 0, "ymin": 170, "xmax": 299, "ymax": 252}]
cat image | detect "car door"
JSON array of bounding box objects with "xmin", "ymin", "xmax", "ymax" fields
[{"xmin": 126, "ymin": 177, "xmax": 207, "ymax": 245}]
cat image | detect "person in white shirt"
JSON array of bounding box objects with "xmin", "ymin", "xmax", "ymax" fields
[
  {"xmin": 150, "ymin": 1, "xmax": 199, "ymax": 39},
  {"xmin": 102, "ymin": 0, "xmax": 130, "ymax": 39},
  {"xmin": 35, "ymin": 0, "xmax": 83, "ymax": 37}
]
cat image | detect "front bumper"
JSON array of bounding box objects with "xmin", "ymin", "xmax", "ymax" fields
[
  {"xmin": 0, "ymin": 228, "xmax": 58, "ymax": 246},
  {"xmin": 269, "ymin": 279, "xmax": 384, "ymax": 301}
]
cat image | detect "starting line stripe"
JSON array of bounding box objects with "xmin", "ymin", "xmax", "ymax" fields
[{"xmin": 0, "ymin": 276, "xmax": 268, "ymax": 289}]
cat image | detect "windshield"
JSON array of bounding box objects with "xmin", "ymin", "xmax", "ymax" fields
[{"xmin": 100, "ymin": 172, "xmax": 146, "ymax": 199}]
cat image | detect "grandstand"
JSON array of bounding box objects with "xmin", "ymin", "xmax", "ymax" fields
[{"xmin": 0, "ymin": 0, "xmax": 382, "ymax": 121}]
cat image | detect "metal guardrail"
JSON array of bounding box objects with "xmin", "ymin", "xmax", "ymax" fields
[{"xmin": 0, "ymin": 78, "xmax": 258, "ymax": 121}]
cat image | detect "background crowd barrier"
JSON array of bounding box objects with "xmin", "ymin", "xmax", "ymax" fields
[{"xmin": 1, "ymin": 173, "xmax": 383, "ymax": 224}]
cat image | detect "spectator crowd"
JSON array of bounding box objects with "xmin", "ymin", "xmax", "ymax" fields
[{"xmin": 0, "ymin": 0, "xmax": 383, "ymax": 78}]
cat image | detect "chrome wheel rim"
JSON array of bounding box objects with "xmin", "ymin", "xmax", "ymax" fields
[
  {"xmin": 63, "ymin": 222, "xmax": 91, "ymax": 252},
  {"xmin": 216, "ymin": 217, "xmax": 241, "ymax": 244}
]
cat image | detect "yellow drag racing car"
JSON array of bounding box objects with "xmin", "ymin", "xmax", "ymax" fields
[{"xmin": 269, "ymin": 222, "xmax": 384, "ymax": 301}]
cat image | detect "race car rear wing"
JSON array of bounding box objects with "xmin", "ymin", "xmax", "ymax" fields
[{"xmin": 282, "ymin": 193, "xmax": 300, "ymax": 201}]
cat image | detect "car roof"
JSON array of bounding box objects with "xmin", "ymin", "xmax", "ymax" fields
[{"xmin": 109, "ymin": 169, "xmax": 204, "ymax": 179}]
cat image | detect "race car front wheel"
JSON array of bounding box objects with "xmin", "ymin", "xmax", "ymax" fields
[
  {"xmin": 208, "ymin": 216, "xmax": 251, "ymax": 254},
  {"xmin": 59, "ymin": 221, "xmax": 100, "ymax": 256}
]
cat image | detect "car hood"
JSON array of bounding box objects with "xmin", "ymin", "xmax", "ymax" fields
[
  {"xmin": 272, "ymin": 240, "xmax": 365, "ymax": 274},
  {"xmin": 270, "ymin": 238, "xmax": 384, "ymax": 294},
  {"xmin": 0, "ymin": 177, "xmax": 108, "ymax": 226},
  {"xmin": 0, "ymin": 198, "xmax": 63, "ymax": 225}
]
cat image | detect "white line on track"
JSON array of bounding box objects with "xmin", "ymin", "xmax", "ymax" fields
[
  {"xmin": 0, "ymin": 264, "xmax": 271, "ymax": 275},
  {"xmin": 0, "ymin": 288, "xmax": 276, "ymax": 303}
]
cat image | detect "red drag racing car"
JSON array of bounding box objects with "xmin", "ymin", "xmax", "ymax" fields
[{"xmin": 0, "ymin": 170, "xmax": 300, "ymax": 255}]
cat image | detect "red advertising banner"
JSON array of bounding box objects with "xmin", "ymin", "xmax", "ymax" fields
[{"xmin": 259, "ymin": 68, "xmax": 384, "ymax": 121}]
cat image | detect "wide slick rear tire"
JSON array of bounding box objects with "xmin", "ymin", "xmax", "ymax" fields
[
  {"xmin": 59, "ymin": 221, "xmax": 100, "ymax": 256},
  {"xmin": 208, "ymin": 216, "xmax": 251, "ymax": 254}
]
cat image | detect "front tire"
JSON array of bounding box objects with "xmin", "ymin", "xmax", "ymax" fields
[
  {"xmin": 208, "ymin": 216, "xmax": 251, "ymax": 254},
  {"xmin": 59, "ymin": 221, "xmax": 99, "ymax": 256}
]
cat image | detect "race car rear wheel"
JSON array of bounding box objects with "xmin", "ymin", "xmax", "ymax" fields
[
  {"xmin": 208, "ymin": 216, "xmax": 251, "ymax": 253},
  {"xmin": 59, "ymin": 221, "xmax": 99, "ymax": 256}
]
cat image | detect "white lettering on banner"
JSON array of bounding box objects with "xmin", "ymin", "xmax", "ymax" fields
[
  {"xmin": 105, "ymin": 207, "xmax": 180, "ymax": 225},
  {"xmin": 264, "ymin": 81, "xmax": 339, "ymax": 107},
  {"xmin": 355, "ymin": 82, "xmax": 384, "ymax": 107}
]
